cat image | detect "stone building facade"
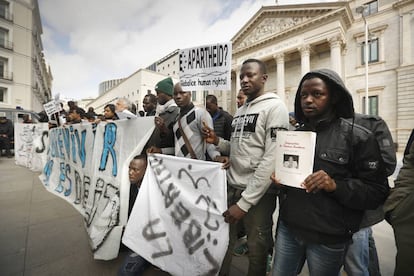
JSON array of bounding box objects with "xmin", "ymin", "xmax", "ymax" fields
[
  {"xmin": 229, "ymin": 0, "xmax": 414, "ymax": 150},
  {"xmin": 0, "ymin": 0, "xmax": 52, "ymax": 112}
]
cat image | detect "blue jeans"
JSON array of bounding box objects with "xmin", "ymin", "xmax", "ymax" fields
[
  {"xmin": 272, "ymin": 220, "xmax": 347, "ymax": 276},
  {"xmin": 344, "ymin": 227, "xmax": 379, "ymax": 276},
  {"xmin": 118, "ymin": 250, "xmax": 149, "ymax": 276}
]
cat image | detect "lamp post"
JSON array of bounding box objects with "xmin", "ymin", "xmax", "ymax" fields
[{"xmin": 356, "ymin": 5, "xmax": 369, "ymax": 115}]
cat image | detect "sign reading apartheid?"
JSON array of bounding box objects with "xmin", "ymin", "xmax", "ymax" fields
[
  {"xmin": 39, "ymin": 117, "xmax": 155, "ymax": 260},
  {"xmin": 123, "ymin": 154, "xmax": 229, "ymax": 276},
  {"xmin": 179, "ymin": 42, "xmax": 232, "ymax": 91}
]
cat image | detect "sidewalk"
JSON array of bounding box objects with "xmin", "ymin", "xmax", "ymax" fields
[
  {"xmin": 0, "ymin": 155, "xmax": 396, "ymax": 275},
  {"xmin": 0, "ymin": 157, "xmax": 248, "ymax": 276}
]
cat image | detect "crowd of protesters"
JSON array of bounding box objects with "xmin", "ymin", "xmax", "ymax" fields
[{"xmin": 28, "ymin": 58, "xmax": 413, "ymax": 276}]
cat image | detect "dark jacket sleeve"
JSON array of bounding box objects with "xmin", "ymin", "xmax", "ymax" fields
[
  {"xmin": 223, "ymin": 112, "xmax": 233, "ymax": 141},
  {"xmin": 384, "ymin": 137, "xmax": 414, "ymax": 215}
]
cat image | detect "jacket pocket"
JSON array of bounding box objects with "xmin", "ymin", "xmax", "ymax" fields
[
  {"xmin": 319, "ymin": 148, "xmax": 349, "ymax": 165},
  {"xmin": 250, "ymin": 157, "xmax": 260, "ymax": 169}
]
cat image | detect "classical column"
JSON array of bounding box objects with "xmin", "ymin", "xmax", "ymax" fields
[
  {"xmin": 234, "ymin": 65, "xmax": 241, "ymax": 93},
  {"xmin": 221, "ymin": 91, "xmax": 228, "ymax": 112},
  {"xmin": 401, "ymin": 13, "xmax": 413, "ymax": 65},
  {"xmin": 231, "ymin": 66, "xmax": 241, "ymax": 114},
  {"xmin": 329, "ymin": 36, "xmax": 342, "ymax": 76},
  {"xmin": 274, "ymin": 54, "xmax": 286, "ymax": 103},
  {"xmin": 298, "ymin": 44, "xmax": 311, "ymax": 77}
]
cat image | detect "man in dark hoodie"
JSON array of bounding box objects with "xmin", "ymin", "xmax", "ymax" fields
[
  {"xmin": 205, "ymin": 94, "xmax": 233, "ymax": 141},
  {"xmin": 271, "ymin": 69, "xmax": 389, "ymax": 275}
]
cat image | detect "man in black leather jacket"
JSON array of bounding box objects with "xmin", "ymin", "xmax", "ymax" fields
[{"xmin": 271, "ymin": 69, "xmax": 389, "ymax": 275}]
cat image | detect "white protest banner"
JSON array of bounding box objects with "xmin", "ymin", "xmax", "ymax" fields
[
  {"xmin": 40, "ymin": 122, "xmax": 95, "ymax": 218},
  {"xmin": 179, "ymin": 42, "xmax": 232, "ymax": 91},
  {"xmin": 39, "ymin": 117, "xmax": 155, "ymax": 260},
  {"xmin": 123, "ymin": 154, "xmax": 228, "ymax": 276},
  {"xmin": 14, "ymin": 123, "xmax": 49, "ymax": 171},
  {"xmin": 43, "ymin": 100, "xmax": 60, "ymax": 117},
  {"xmin": 87, "ymin": 118, "xmax": 154, "ymax": 260}
]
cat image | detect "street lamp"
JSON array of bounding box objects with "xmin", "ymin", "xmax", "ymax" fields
[{"xmin": 356, "ymin": 5, "xmax": 369, "ymax": 115}]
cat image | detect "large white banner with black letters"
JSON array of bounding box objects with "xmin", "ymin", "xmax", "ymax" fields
[
  {"xmin": 123, "ymin": 154, "xmax": 228, "ymax": 276},
  {"xmin": 39, "ymin": 117, "xmax": 154, "ymax": 260}
]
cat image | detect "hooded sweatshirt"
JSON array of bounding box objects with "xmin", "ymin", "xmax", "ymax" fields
[
  {"xmin": 217, "ymin": 92, "xmax": 289, "ymax": 212},
  {"xmin": 279, "ymin": 69, "xmax": 389, "ymax": 244}
]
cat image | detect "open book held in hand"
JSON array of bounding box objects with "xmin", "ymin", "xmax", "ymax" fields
[{"xmin": 275, "ymin": 131, "xmax": 316, "ymax": 189}]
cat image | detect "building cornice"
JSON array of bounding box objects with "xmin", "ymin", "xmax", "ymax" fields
[
  {"xmin": 353, "ymin": 24, "xmax": 388, "ymax": 39},
  {"xmin": 231, "ymin": 3, "xmax": 352, "ymax": 56},
  {"xmin": 356, "ymin": 86, "xmax": 385, "ymax": 93},
  {"xmin": 393, "ymin": 0, "xmax": 414, "ymax": 9}
]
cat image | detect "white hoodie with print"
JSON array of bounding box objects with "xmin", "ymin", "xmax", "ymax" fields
[{"xmin": 217, "ymin": 92, "xmax": 289, "ymax": 212}]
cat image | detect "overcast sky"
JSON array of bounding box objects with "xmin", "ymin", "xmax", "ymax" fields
[{"xmin": 38, "ymin": 0, "xmax": 332, "ymax": 100}]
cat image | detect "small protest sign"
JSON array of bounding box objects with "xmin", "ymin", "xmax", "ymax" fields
[
  {"xmin": 179, "ymin": 42, "xmax": 232, "ymax": 91},
  {"xmin": 43, "ymin": 100, "xmax": 61, "ymax": 117}
]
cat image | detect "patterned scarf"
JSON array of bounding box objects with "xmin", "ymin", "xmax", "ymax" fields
[{"xmin": 174, "ymin": 103, "xmax": 196, "ymax": 157}]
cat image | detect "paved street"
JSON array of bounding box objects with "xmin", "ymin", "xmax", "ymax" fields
[
  {"xmin": 0, "ymin": 157, "xmax": 248, "ymax": 276},
  {"xmin": 0, "ymin": 156, "xmax": 397, "ymax": 275}
]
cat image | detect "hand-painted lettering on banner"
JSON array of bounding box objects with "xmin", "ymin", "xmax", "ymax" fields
[
  {"xmin": 123, "ymin": 154, "xmax": 228, "ymax": 276},
  {"xmin": 39, "ymin": 118, "xmax": 155, "ymax": 260}
]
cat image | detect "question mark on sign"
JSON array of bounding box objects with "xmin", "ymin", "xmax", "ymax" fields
[{"xmin": 223, "ymin": 44, "xmax": 228, "ymax": 66}]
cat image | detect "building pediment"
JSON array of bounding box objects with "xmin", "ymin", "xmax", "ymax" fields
[{"xmin": 232, "ymin": 3, "xmax": 351, "ymax": 54}]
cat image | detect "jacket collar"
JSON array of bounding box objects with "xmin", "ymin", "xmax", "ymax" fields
[{"xmin": 179, "ymin": 102, "xmax": 194, "ymax": 117}]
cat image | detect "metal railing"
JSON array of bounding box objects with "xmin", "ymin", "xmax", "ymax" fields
[
  {"xmin": 0, "ymin": 39, "xmax": 13, "ymax": 50},
  {"xmin": 0, "ymin": 70, "xmax": 13, "ymax": 81},
  {"xmin": 0, "ymin": 11, "xmax": 13, "ymax": 22}
]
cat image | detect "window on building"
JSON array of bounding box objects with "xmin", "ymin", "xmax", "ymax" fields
[
  {"xmin": 0, "ymin": 87, "xmax": 6, "ymax": 102},
  {"xmin": 362, "ymin": 1, "xmax": 378, "ymax": 16},
  {"xmin": 0, "ymin": 57, "xmax": 12, "ymax": 80},
  {"xmin": 192, "ymin": 91, "xmax": 196, "ymax": 101},
  {"xmin": 361, "ymin": 38, "xmax": 379, "ymax": 65},
  {"xmin": 0, "ymin": 57, "xmax": 5, "ymax": 78},
  {"xmin": 362, "ymin": 95, "xmax": 378, "ymax": 115},
  {"xmin": 0, "ymin": 1, "xmax": 10, "ymax": 20},
  {"xmin": 0, "ymin": 27, "xmax": 8, "ymax": 48}
]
